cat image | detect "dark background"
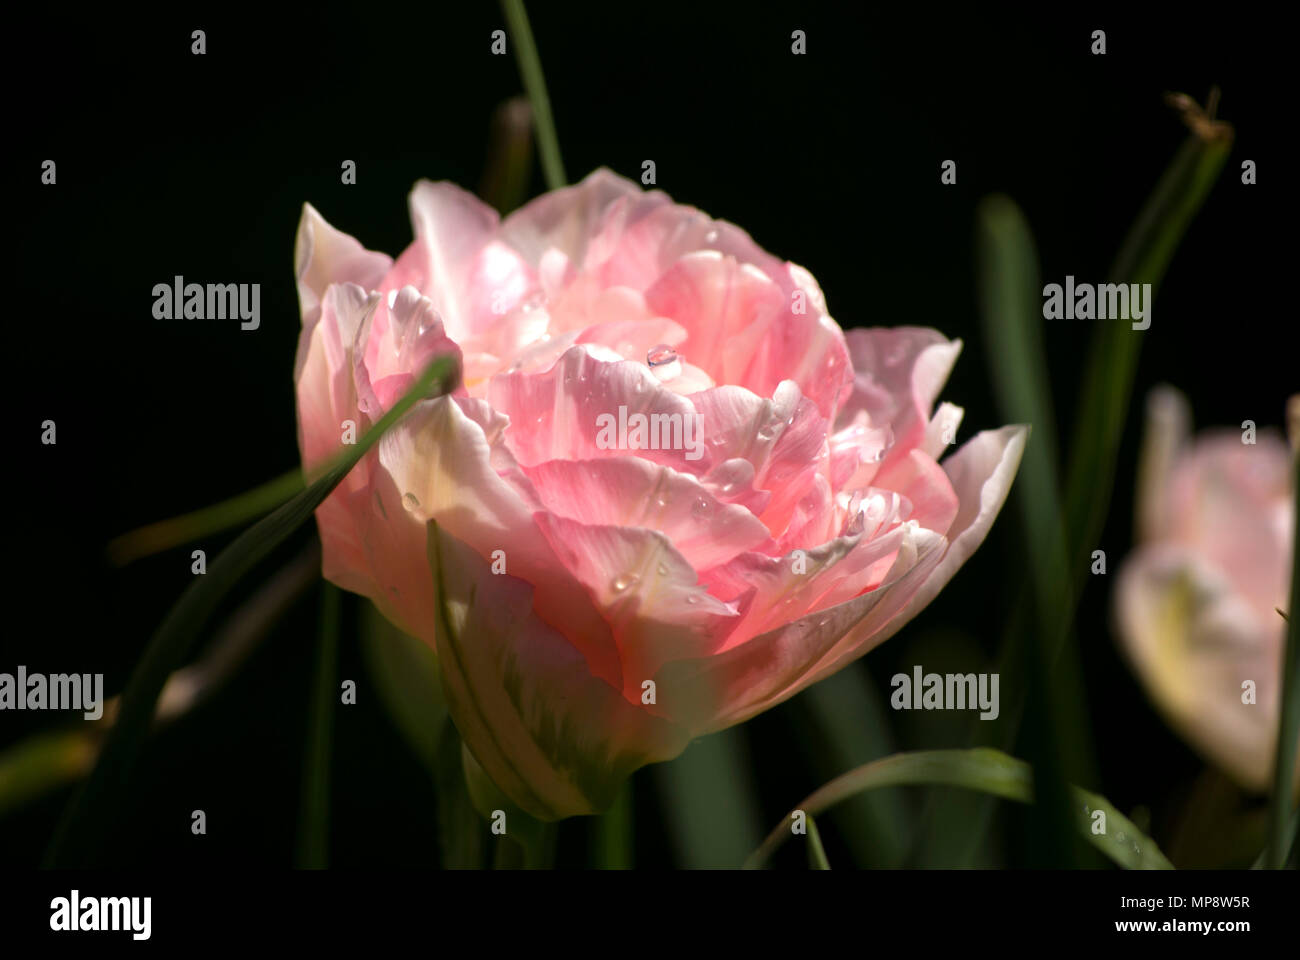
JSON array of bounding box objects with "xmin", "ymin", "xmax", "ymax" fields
[{"xmin": 5, "ymin": 3, "xmax": 1291, "ymax": 867}]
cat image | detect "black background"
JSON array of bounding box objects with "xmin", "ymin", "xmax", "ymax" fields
[{"xmin": 5, "ymin": 3, "xmax": 1292, "ymax": 868}]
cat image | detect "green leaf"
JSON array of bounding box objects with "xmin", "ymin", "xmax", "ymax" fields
[
  {"xmin": 44, "ymin": 354, "xmax": 457, "ymax": 867},
  {"xmin": 360, "ymin": 600, "xmax": 446, "ymax": 776},
  {"xmin": 500, "ymin": 0, "xmax": 566, "ymax": 190},
  {"xmin": 296, "ymin": 583, "xmax": 339, "ymax": 869},
  {"xmin": 107, "ymin": 468, "xmax": 304, "ymax": 566},
  {"xmin": 975, "ymin": 194, "xmax": 1095, "ymax": 866},
  {"xmin": 1064, "ymin": 101, "xmax": 1233, "ymax": 599},
  {"xmin": 1269, "ymin": 449, "xmax": 1300, "ymax": 868},
  {"xmin": 743, "ymin": 749, "xmax": 1172, "ymax": 870}
]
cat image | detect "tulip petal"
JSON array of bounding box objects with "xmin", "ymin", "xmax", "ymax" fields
[
  {"xmin": 1116, "ymin": 545, "xmax": 1289, "ymax": 792},
  {"xmin": 838, "ymin": 328, "xmax": 963, "ymax": 470},
  {"xmin": 533, "ymin": 512, "xmax": 739, "ymax": 692},
  {"xmin": 378, "ymin": 395, "xmax": 623, "ymax": 688},
  {"xmin": 523, "ymin": 457, "xmax": 770, "ymax": 570},
  {"xmin": 655, "ymin": 523, "xmax": 947, "ymax": 732},
  {"xmin": 827, "ymin": 424, "xmax": 1028, "ymax": 663},
  {"xmin": 403, "ymin": 181, "xmax": 537, "ymax": 342},
  {"xmin": 488, "ymin": 345, "xmax": 709, "ymax": 473},
  {"xmin": 293, "ymin": 205, "xmax": 393, "ymax": 381},
  {"xmin": 430, "ymin": 521, "xmax": 691, "ymax": 820}
]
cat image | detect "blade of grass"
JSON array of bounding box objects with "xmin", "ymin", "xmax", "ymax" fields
[
  {"xmin": 806, "ymin": 815, "xmax": 831, "ymax": 870},
  {"xmin": 500, "ymin": 0, "xmax": 566, "ymax": 190},
  {"xmin": 944, "ymin": 95, "xmax": 1234, "ymax": 868},
  {"xmin": 44, "ymin": 353, "xmax": 457, "ymax": 867},
  {"xmin": 296, "ymin": 583, "xmax": 339, "ymax": 869},
  {"xmin": 744, "ymin": 749, "xmax": 1172, "ymax": 870},
  {"xmin": 1064, "ymin": 99, "xmax": 1232, "ymax": 599},
  {"xmin": 107, "ymin": 467, "xmax": 304, "ymax": 566},
  {"xmin": 976, "ymin": 194, "xmax": 1094, "ymax": 867}
]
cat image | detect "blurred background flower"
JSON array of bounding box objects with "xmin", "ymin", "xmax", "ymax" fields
[{"xmin": 1116, "ymin": 386, "xmax": 1298, "ymax": 794}]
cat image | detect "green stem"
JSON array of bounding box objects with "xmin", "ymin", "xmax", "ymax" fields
[
  {"xmin": 501, "ymin": 0, "xmax": 566, "ymax": 190},
  {"xmin": 590, "ymin": 782, "xmax": 634, "ymax": 869}
]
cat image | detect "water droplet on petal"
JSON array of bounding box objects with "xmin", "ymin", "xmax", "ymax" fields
[
  {"xmin": 402, "ymin": 493, "xmax": 420, "ymax": 511},
  {"xmin": 691, "ymin": 497, "xmax": 711, "ymax": 518},
  {"xmin": 686, "ymin": 594, "xmax": 699, "ymax": 604},
  {"xmin": 704, "ymin": 229, "xmax": 719, "ymax": 244},
  {"xmin": 647, "ymin": 344, "xmax": 678, "ymax": 367},
  {"xmin": 656, "ymin": 562, "xmax": 669, "ymax": 576},
  {"xmin": 612, "ymin": 573, "xmax": 640, "ymax": 593}
]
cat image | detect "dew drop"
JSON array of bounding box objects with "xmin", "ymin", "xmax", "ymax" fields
[
  {"xmin": 647, "ymin": 344, "xmax": 678, "ymax": 367},
  {"xmin": 691, "ymin": 497, "xmax": 711, "ymax": 518},
  {"xmin": 686, "ymin": 594, "xmax": 700, "ymax": 604},
  {"xmin": 656, "ymin": 562, "xmax": 669, "ymax": 576},
  {"xmin": 402, "ymin": 492, "xmax": 420, "ymax": 511},
  {"xmin": 612, "ymin": 573, "xmax": 640, "ymax": 593},
  {"xmin": 704, "ymin": 229, "xmax": 719, "ymax": 244}
]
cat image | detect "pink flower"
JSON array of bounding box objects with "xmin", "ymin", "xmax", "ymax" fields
[
  {"xmin": 1116, "ymin": 387, "xmax": 1298, "ymax": 793},
  {"xmin": 293, "ymin": 169, "xmax": 1026, "ymax": 819}
]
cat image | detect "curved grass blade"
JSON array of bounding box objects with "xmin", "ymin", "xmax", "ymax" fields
[
  {"xmin": 500, "ymin": 0, "xmax": 566, "ymax": 190},
  {"xmin": 107, "ymin": 467, "xmax": 305, "ymax": 567},
  {"xmin": 44, "ymin": 354, "xmax": 457, "ymax": 867},
  {"xmin": 743, "ymin": 749, "xmax": 1172, "ymax": 870}
]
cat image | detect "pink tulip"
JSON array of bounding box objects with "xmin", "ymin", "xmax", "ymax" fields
[
  {"xmin": 1117, "ymin": 387, "xmax": 1298, "ymax": 793},
  {"xmin": 293, "ymin": 169, "xmax": 1026, "ymax": 819}
]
